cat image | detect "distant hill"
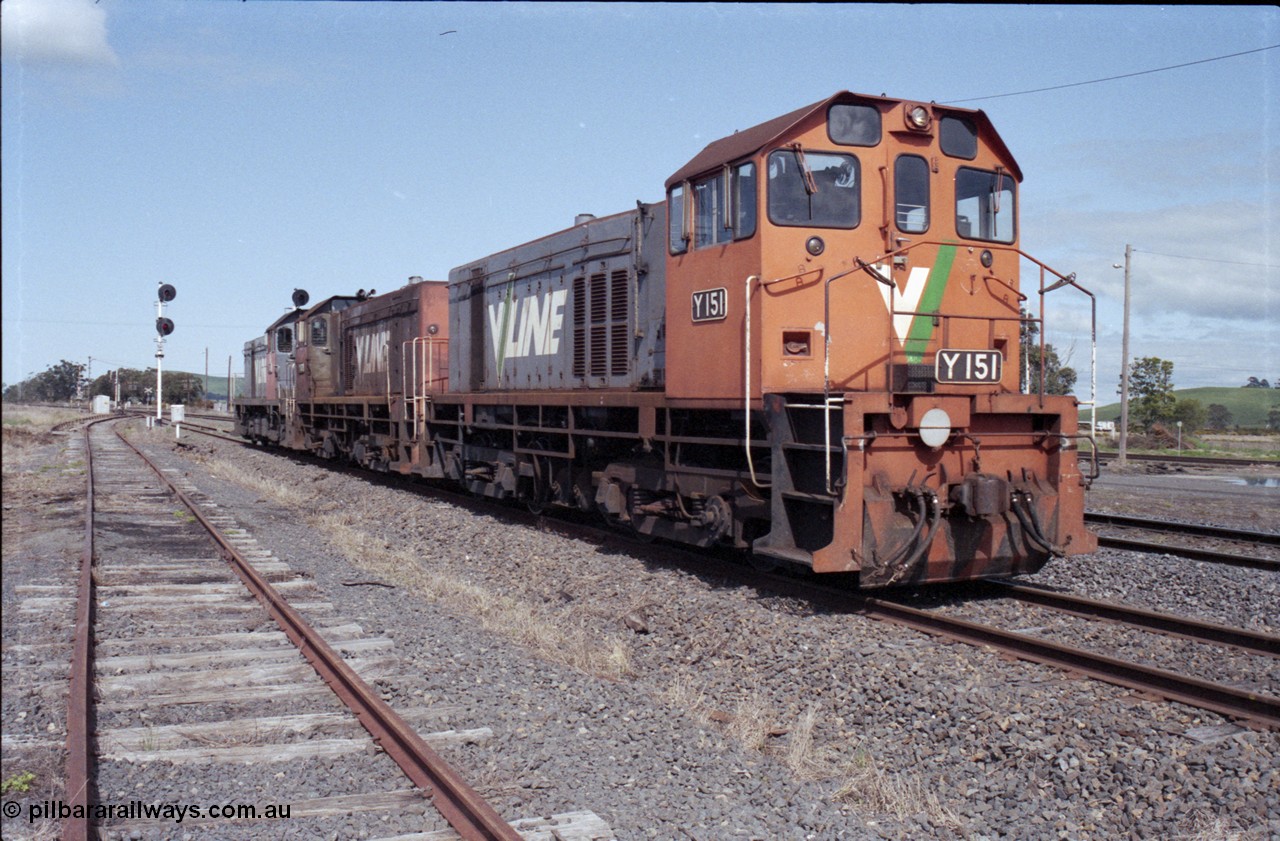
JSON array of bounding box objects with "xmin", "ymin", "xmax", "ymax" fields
[
  {"xmin": 1095, "ymin": 387, "xmax": 1279, "ymax": 427},
  {"xmin": 165, "ymin": 372, "xmax": 243, "ymax": 401}
]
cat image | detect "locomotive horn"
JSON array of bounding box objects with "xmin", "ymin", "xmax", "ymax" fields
[{"xmin": 292, "ymin": 289, "xmax": 310, "ymax": 308}]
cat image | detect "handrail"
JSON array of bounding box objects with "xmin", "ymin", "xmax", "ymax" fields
[
  {"xmin": 825, "ymin": 260, "xmax": 892, "ymax": 494},
  {"xmin": 759, "ymin": 240, "xmax": 1099, "ymax": 493},
  {"xmin": 1037, "ymin": 269, "xmax": 1097, "ymax": 483},
  {"xmin": 743, "ymin": 275, "xmax": 769, "ymax": 488},
  {"xmin": 403, "ymin": 337, "xmax": 449, "ymax": 444}
]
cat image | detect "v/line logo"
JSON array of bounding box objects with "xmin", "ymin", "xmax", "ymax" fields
[
  {"xmin": 488, "ymin": 287, "xmax": 569, "ymax": 368},
  {"xmin": 873, "ymin": 245, "xmax": 956, "ymax": 363},
  {"xmin": 351, "ymin": 324, "xmax": 390, "ymax": 376}
]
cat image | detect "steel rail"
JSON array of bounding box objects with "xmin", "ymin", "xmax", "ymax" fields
[
  {"xmin": 113, "ymin": 424, "xmax": 521, "ymax": 841},
  {"xmin": 1085, "ymin": 511, "xmax": 1280, "ymax": 545},
  {"xmin": 171, "ymin": 420, "xmax": 245, "ymax": 444},
  {"xmin": 62, "ymin": 421, "xmax": 110, "ymax": 841},
  {"xmin": 980, "ymin": 581, "xmax": 1280, "ymax": 658},
  {"xmin": 853, "ymin": 593, "xmax": 1280, "ymax": 730},
  {"xmin": 1095, "ymin": 534, "xmax": 1280, "ymax": 571},
  {"xmin": 1095, "ymin": 451, "xmax": 1279, "ymax": 468}
]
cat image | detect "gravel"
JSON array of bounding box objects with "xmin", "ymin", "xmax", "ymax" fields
[{"xmin": 5, "ymin": 413, "xmax": 1277, "ymax": 840}]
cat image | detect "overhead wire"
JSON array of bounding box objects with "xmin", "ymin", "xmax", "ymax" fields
[
  {"xmin": 944, "ymin": 44, "xmax": 1280, "ymax": 104},
  {"xmin": 1131, "ymin": 249, "xmax": 1279, "ymax": 270}
]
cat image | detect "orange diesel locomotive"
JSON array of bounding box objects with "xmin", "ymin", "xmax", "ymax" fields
[{"xmin": 237, "ymin": 91, "xmax": 1097, "ymax": 587}]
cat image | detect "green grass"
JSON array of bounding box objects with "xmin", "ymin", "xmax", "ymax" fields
[
  {"xmin": 1096, "ymin": 387, "xmax": 1279, "ymax": 427},
  {"xmin": 197, "ymin": 373, "xmax": 245, "ymax": 400}
]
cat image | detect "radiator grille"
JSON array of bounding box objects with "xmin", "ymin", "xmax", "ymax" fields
[{"xmin": 572, "ymin": 269, "xmax": 630, "ymax": 380}]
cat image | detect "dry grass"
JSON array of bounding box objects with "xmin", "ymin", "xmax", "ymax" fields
[
  {"xmin": 657, "ymin": 680, "xmax": 960, "ymax": 829},
  {"xmin": 724, "ymin": 694, "xmax": 774, "ymax": 752},
  {"xmin": 659, "ymin": 676, "xmax": 715, "ymax": 725},
  {"xmin": 1176, "ymin": 810, "xmax": 1269, "ymax": 841},
  {"xmin": 201, "ymin": 451, "xmax": 634, "ymax": 679},
  {"xmin": 784, "ymin": 703, "xmax": 823, "ymax": 777},
  {"xmin": 205, "ymin": 459, "xmax": 311, "ymax": 507},
  {"xmin": 830, "ymin": 745, "xmax": 962, "ymax": 829},
  {"xmin": 656, "ymin": 677, "xmax": 955, "ymax": 823},
  {"xmin": 315, "ymin": 511, "xmax": 633, "ymax": 679},
  {"xmin": 2, "ymin": 407, "xmax": 78, "ymax": 478},
  {"xmin": 658, "ymin": 678, "xmax": 777, "ymax": 753}
]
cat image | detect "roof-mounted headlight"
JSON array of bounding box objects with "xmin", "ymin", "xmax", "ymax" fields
[{"xmin": 906, "ymin": 105, "xmax": 931, "ymax": 131}]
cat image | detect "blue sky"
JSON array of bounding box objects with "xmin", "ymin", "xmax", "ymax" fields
[{"xmin": 3, "ymin": 2, "xmax": 1277, "ymax": 398}]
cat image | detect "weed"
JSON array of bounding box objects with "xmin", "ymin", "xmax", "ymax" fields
[
  {"xmin": 2, "ymin": 770, "xmax": 36, "ymax": 794},
  {"xmin": 724, "ymin": 694, "xmax": 773, "ymax": 752},
  {"xmin": 831, "ymin": 744, "xmax": 961, "ymax": 829},
  {"xmin": 1176, "ymin": 810, "xmax": 1268, "ymax": 841}
]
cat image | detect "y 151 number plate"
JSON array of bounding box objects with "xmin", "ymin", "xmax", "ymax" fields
[
  {"xmin": 935, "ymin": 349, "xmax": 1003, "ymax": 383},
  {"xmin": 691, "ymin": 287, "xmax": 728, "ymax": 322}
]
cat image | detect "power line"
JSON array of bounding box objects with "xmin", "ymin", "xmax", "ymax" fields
[
  {"xmin": 945, "ymin": 44, "xmax": 1280, "ymax": 104},
  {"xmin": 1132, "ymin": 249, "xmax": 1279, "ymax": 270}
]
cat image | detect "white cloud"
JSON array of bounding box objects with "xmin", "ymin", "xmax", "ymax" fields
[{"xmin": 1, "ymin": 0, "xmax": 118, "ymax": 67}]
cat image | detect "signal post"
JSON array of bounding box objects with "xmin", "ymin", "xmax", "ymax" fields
[{"xmin": 155, "ymin": 283, "xmax": 176, "ymax": 421}]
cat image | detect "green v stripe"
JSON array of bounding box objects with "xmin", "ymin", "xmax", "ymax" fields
[
  {"xmin": 496, "ymin": 281, "xmax": 515, "ymax": 379},
  {"xmin": 904, "ymin": 244, "xmax": 956, "ymax": 363}
]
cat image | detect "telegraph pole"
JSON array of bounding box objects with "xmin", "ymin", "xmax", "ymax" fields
[{"xmin": 1117, "ymin": 245, "xmax": 1132, "ymax": 465}]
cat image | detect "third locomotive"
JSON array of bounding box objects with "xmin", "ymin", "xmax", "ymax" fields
[{"xmin": 236, "ymin": 90, "xmax": 1098, "ymax": 587}]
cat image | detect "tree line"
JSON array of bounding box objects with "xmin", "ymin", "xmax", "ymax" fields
[
  {"xmin": 1123, "ymin": 357, "xmax": 1280, "ymax": 433},
  {"xmin": 2, "ymin": 361, "xmax": 208, "ymax": 407}
]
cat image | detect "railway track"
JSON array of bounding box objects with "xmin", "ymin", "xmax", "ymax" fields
[
  {"xmin": 859, "ymin": 587, "xmax": 1279, "ymax": 731},
  {"xmin": 173, "ymin": 419, "xmax": 1280, "ymax": 730},
  {"xmin": 1096, "ymin": 451, "xmax": 1278, "ymax": 468},
  {"xmin": 1085, "ymin": 511, "xmax": 1280, "ymax": 571},
  {"xmin": 502, "ymin": 505, "xmax": 1280, "ymax": 731},
  {"xmin": 49, "ymin": 419, "xmax": 610, "ymax": 840},
  {"xmin": 361, "ymin": 470, "xmax": 1280, "ymax": 731}
]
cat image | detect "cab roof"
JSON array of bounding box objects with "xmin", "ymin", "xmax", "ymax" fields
[{"xmin": 664, "ymin": 91, "xmax": 1021, "ymax": 188}]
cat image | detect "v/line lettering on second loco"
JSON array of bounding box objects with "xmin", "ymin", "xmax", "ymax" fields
[{"xmin": 488, "ymin": 288, "xmax": 569, "ymax": 364}]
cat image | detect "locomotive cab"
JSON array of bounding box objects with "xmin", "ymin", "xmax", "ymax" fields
[
  {"xmin": 234, "ymin": 308, "xmax": 306, "ymax": 444},
  {"xmin": 294, "ymin": 295, "xmax": 360, "ymax": 402},
  {"xmin": 664, "ymin": 91, "xmax": 1096, "ymax": 585}
]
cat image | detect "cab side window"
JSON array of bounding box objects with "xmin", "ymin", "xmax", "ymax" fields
[
  {"xmin": 678, "ymin": 161, "xmax": 758, "ymax": 252},
  {"xmin": 669, "ymin": 184, "xmax": 687, "ymax": 255},
  {"xmin": 693, "ymin": 172, "xmax": 729, "ymax": 248}
]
